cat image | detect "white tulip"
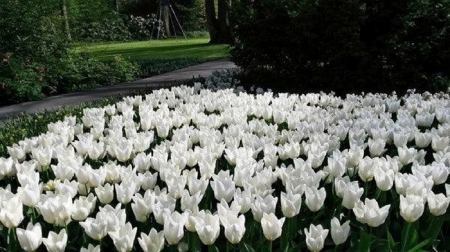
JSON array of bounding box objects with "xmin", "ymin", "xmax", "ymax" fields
[
  {"xmin": 327, "ymin": 156, "xmax": 346, "ymax": 178},
  {"xmin": 281, "ymin": 191, "xmax": 302, "ymax": 218},
  {"xmin": 251, "ymin": 194, "xmax": 278, "ymax": 222},
  {"xmin": 210, "ymin": 170, "xmax": 235, "ymax": 202},
  {"xmin": 305, "ymin": 187, "xmax": 326, "ymax": 212},
  {"xmin": 79, "ymin": 217, "xmax": 108, "ymax": 241},
  {"xmin": 108, "ymin": 222, "xmax": 137, "ymax": 252},
  {"xmin": 138, "ymin": 228, "xmax": 165, "ymax": 252},
  {"xmin": 400, "ymin": 194, "xmax": 425, "ymax": 223},
  {"xmin": 304, "ymin": 224, "xmax": 329, "ymax": 252},
  {"xmin": 342, "ymin": 182, "xmax": 364, "ymax": 209},
  {"xmin": 353, "ymin": 198, "xmax": 390, "ymax": 227},
  {"xmin": 368, "ymin": 138, "xmax": 387, "ymax": 157},
  {"xmin": 37, "ymin": 193, "xmax": 73, "ymax": 227},
  {"xmin": 180, "ymin": 190, "xmax": 202, "ymax": 212},
  {"xmin": 234, "ymin": 188, "xmax": 253, "ymax": 214},
  {"xmin": 194, "ymin": 212, "xmax": 221, "ymax": 245},
  {"xmin": 140, "ymin": 171, "xmax": 158, "ymax": 190},
  {"xmin": 330, "ymin": 217, "xmax": 350, "ymax": 245},
  {"xmin": 223, "ymin": 214, "xmax": 246, "ymax": 244},
  {"xmin": 31, "ymin": 146, "xmax": 53, "ymax": 169},
  {"xmin": 18, "ymin": 184, "xmax": 41, "ymax": 207},
  {"xmin": 164, "ymin": 211, "xmax": 187, "ymax": 245},
  {"xmin": 427, "ymin": 192, "xmax": 450, "ymax": 216},
  {"xmin": 415, "ymin": 132, "xmax": 432, "ymax": 148},
  {"xmin": 358, "ymin": 156, "xmax": 377, "ymax": 182},
  {"xmin": 42, "ymin": 229, "xmax": 67, "ymax": 252},
  {"xmin": 72, "ymin": 194, "xmax": 97, "ymax": 221},
  {"xmin": 95, "ymin": 183, "xmax": 114, "ymax": 204},
  {"xmin": 133, "ymin": 152, "xmax": 152, "ymax": 173},
  {"xmin": 261, "ymin": 212, "xmax": 285, "ymax": 241},
  {"xmin": 115, "ymin": 180, "xmax": 137, "ymax": 204},
  {"xmin": 397, "ymin": 146, "xmax": 417, "ymax": 166},
  {"xmin": 17, "ymin": 222, "xmax": 42, "ymax": 252},
  {"xmin": 374, "ymin": 168, "xmax": 395, "ymax": 191}
]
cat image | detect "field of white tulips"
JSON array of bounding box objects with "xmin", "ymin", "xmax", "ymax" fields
[{"xmin": 0, "ymin": 84, "xmax": 449, "ymax": 251}]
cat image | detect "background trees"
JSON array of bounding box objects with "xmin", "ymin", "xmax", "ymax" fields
[
  {"xmin": 206, "ymin": 0, "xmax": 234, "ymax": 44},
  {"xmin": 230, "ymin": 0, "xmax": 450, "ymax": 95}
]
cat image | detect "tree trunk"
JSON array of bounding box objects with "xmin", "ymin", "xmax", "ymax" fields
[
  {"xmin": 205, "ymin": 0, "xmax": 218, "ymax": 43},
  {"xmin": 162, "ymin": 5, "xmax": 171, "ymax": 37},
  {"xmin": 60, "ymin": 0, "xmax": 71, "ymax": 41},
  {"xmin": 206, "ymin": 0, "xmax": 234, "ymax": 44},
  {"xmin": 218, "ymin": 0, "xmax": 234, "ymax": 44}
]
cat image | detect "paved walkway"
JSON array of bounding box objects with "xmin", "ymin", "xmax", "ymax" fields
[{"xmin": 0, "ymin": 59, "xmax": 236, "ymax": 122}]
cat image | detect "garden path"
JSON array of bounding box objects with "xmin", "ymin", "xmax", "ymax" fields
[{"xmin": 0, "ymin": 58, "xmax": 236, "ymax": 123}]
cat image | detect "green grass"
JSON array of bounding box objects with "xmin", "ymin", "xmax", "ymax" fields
[{"xmin": 73, "ymin": 36, "xmax": 230, "ymax": 61}]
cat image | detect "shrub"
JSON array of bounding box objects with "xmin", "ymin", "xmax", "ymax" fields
[
  {"xmin": 72, "ymin": 13, "xmax": 131, "ymax": 42},
  {"xmin": 230, "ymin": 0, "xmax": 450, "ymax": 95},
  {"xmin": 0, "ymin": 58, "xmax": 46, "ymax": 104},
  {"xmin": 124, "ymin": 14, "xmax": 162, "ymax": 40},
  {"xmin": 46, "ymin": 54, "xmax": 140, "ymax": 93}
]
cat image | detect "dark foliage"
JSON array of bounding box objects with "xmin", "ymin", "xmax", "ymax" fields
[{"xmin": 230, "ymin": 0, "xmax": 450, "ymax": 95}]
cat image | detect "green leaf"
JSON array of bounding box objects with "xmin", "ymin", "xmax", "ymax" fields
[
  {"xmin": 357, "ymin": 230, "xmax": 372, "ymax": 252},
  {"xmin": 422, "ymin": 215, "xmax": 447, "ymax": 245},
  {"xmin": 407, "ymin": 239, "xmax": 431, "ymax": 252},
  {"xmin": 387, "ymin": 229, "xmax": 398, "ymax": 251},
  {"xmin": 401, "ymin": 222, "xmax": 419, "ymax": 252},
  {"xmin": 239, "ymin": 242, "xmax": 256, "ymax": 252}
]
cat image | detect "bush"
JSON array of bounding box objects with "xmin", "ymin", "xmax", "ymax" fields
[
  {"xmin": 124, "ymin": 14, "xmax": 162, "ymax": 40},
  {"xmin": 46, "ymin": 54, "xmax": 140, "ymax": 93},
  {"xmin": 72, "ymin": 13, "xmax": 131, "ymax": 42},
  {"xmin": 230, "ymin": 0, "xmax": 450, "ymax": 95},
  {"xmin": 0, "ymin": 58, "xmax": 46, "ymax": 104}
]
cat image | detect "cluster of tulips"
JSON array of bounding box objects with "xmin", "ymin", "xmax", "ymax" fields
[{"xmin": 0, "ymin": 84, "xmax": 449, "ymax": 251}]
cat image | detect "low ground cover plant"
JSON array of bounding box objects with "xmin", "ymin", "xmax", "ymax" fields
[{"xmin": 0, "ymin": 82, "xmax": 449, "ymax": 251}]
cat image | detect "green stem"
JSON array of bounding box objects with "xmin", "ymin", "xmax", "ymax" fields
[
  {"xmin": 334, "ymin": 244, "xmax": 339, "ymax": 252},
  {"xmin": 400, "ymin": 222, "xmax": 412, "ymax": 252},
  {"xmin": 364, "ymin": 181, "xmax": 369, "ymax": 199},
  {"xmin": 31, "ymin": 207, "xmax": 37, "ymax": 223},
  {"xmin": 8, "ymin": 228, "xmax": 17, "ymax": 252},
  {"xmin": 190, "ymin": 231, "xmax": 201, "ymax": 252}
]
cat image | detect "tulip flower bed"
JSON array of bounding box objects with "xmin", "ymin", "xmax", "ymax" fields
[{"xmin": 0, "ymin": 85, "xmax": 449, "ymax": 251}]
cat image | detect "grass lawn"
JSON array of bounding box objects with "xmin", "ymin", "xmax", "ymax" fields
[{"xmin": 73, "ymin": 36, "xmax": 230, "ymax": 61}]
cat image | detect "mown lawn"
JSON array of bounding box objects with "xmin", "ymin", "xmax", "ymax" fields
[{"xmin": 73, "ymin": 36, "xmax": 230, "ymax": 61}]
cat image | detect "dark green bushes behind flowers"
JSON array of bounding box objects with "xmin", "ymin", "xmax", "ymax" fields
[
  {"xmin": 230, "ymin": 0, "xmax": 450, "ymax": 95},
  {"xmin": 0, "ymin": 54, "xmax": 139, "ymax": 105}
]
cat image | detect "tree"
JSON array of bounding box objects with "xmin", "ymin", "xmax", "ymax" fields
[
  {"xmin": 60, "ymin": 0, "xmax": 72, "ymax": 41},
  {"xmin": 230, "ymin": 0, "xmax": 450, "ymax": 95},
  {"xmin": 205, "ymin": 0, "xmax": 234, "ymax": 44}
]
